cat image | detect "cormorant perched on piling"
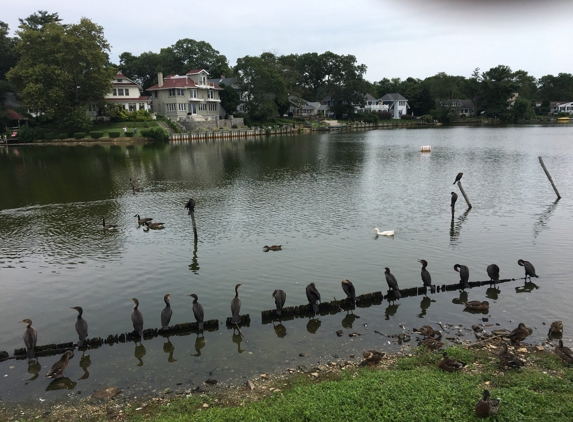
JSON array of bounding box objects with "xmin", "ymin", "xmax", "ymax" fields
[
  {"xmin": 341, "ymin": 279, "xmax": 356, "ymax": 305},
  {"xmin": 70, "ymin": 307, "xmax": 88, "ymax": 348},
  {"xmin": 19, "ymin": 319, "xmax": 37, "ymax": 360},
  {"xmin": 453, "ymin": 172, "xmax": 463, "ymax": 184},
  {"xmin": 451, "ymin": 192, "xmax": 458, "ymax": 209},
  {"xmin": 189, "ymin": 294, "xmax": 204, "ymax": 330},
  {"xmin": 454, "ymin": 264, "xmax": 470, "ymax": 290},
  {"xmin": 306, "ymin": 283, "xmax": 321, "ymax": 314},
  {"xmin": 384, "ymin": 267, "xmax": 401, "ymax": 299},
  {"xmin": 487, "ymin": 264, "xmax": 500, "ymax": 285},
  {"xmin": 160, "ymin": 294, "xmax": 172, "ymax": 331},
  {"xmin": 518, "ymin": 259, "xmax": 538, "ymax": 281},
  {"xmin": 45, "ymin": 350, "xmax": 74, "ymax": 378},
  {"xmin": 130, "ymin": 298, "xmax": 144, "ymax": 341},
  {"xmin": 272, "ymin": 289, "xmax": 286, "ymax": 316},
  {"xmin": 418, "ymin": 260, "xmax": 434, "ymax": 294},
  {"xmin": 185, "ymin": 198, "xmax": 196, "ymax": 214},
  {"xmin": 231, "ymin": 284, "xmax": 243, "ymax": 324}
]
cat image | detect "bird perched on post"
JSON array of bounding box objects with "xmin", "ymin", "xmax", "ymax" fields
[
  {"xmin": 451, "ymin": 192, "xmax": 458, "ymax": 209},
  {"xmin": 70, "ymin": 307, "xmax": 88, "ymax": 348},
  {"xmin": 454, "ymin": 264, "xmax": 470, "ymax": 290},
  {"xmin": 384, "ymin": 267, "xmax": 401, "ymax": 299},
  {"xmin": 185, "ymin": 198, "xmax": 196, "ymax": 214},
  {"xmin": 160, "ymin": 294, "xmax": 172, "ymax": 331},
  {"xmin": 438, "ymin": 352, "xmax": 466, "ymax": 372},
  {"xmin": 130, "ymin": 298, "xmax": 144, "ymax": 342},
  {"xmin": 19, "ymin": 319, "xmax": 37, "ymax": 360},
  {"xmin": 272, "ymin": 289, "xmax": 286, "ymax": 316},
  {"xmin": 453, "ymin": 172, "xmax": 463, "ymax": 184},
  {"xmin": 487, "ymin": 264, "xmax": 500, "ymax": 285},
  {"xmin": 306, "ymin": 283, "xmax": 321, "ymax": 314},
  {"xmin": 189, "ymin": 294, "xmax": 204, "ymax": 330},
  {"xmin": 231, "ymin": 284, "xmax": 243, "ymax": 324},
  {"xmin": 475, "ymin": 390, "xmax": 500, "ymax": 418},
  {"xmin": 45, "ymin": 350, "xmax": 74, "ymax": 378},
  {"xmin": 518, "ymin": 259, "xmax": 538, "ymax": 281},
  {"xmin": 418, "ymin": 260, "xmax": 434, "ymax": 294},
  {"xmin": 341, "ymin": 279, "xmax": 356, "ymax": 306}
]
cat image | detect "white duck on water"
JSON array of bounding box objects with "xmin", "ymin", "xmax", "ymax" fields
[{"xmin": 373, "ymin": 228, "xmax": 395, "ymax": 236}]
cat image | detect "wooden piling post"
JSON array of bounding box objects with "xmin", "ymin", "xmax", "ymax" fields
[
  {"xmin": 457, "ymin": 181, "xmax": 472, "ymax": 209},
  {"xmin": 190, "ymin": 211, "xmax": 198, "ymax": 240},
  {"xmin": 538, "ymin": 156, "xmax": 561, "ymax": 199}
]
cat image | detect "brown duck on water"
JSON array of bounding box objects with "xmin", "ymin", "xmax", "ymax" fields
[
  {"xmin": 263, "ymin": 245, "xmax": 282, "ymax": 252},
  {"xmin": 464, "ymin": 301, "xmax": 489, "ymax": 312},
  {"xmin": 548, "ymin": 321, "xmax": 563, "ymax": 337},
  {"xmin": 45, "ymin": 350, "xmax": 74, "ymax": 378}
]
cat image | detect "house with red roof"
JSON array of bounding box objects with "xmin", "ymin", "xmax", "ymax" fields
[
  {"xmin": 87, "ymin": 72, "xmax": 152, "ymax": 118},
  {"xmin": 146, "ymin": 70, "xmax": 222, "ymax": 120}
]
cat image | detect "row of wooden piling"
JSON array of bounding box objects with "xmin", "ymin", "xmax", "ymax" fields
[{"xmin": 169, "ymin": 127, "xmax": 296, "ymax": 142}]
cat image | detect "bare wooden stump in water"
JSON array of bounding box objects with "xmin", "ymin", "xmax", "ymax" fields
[
  {"xmin": 456, "ymin": 181, "xmax": 472, "ymax": 208},
  {"xmin": 538, "ymin": 156, "xmax": 561, "ymax": 199}
]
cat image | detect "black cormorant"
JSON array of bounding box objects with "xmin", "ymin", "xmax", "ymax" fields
[
  {"xmin": 231, "ymin": 284, "xmax": 243, "ymax": 324},
  {"xmin": 454, "ymin": 264, "xmax": 470, "ymax": 290},
  {"xmin": 341, "ymin": 279, "xmax": 356, "ymax": 305},
  {"xmin": 272, "ymin": 289, "xmax": 286, "ymax": 315},
  {"xmin": 130, "ymin": 298, "xmax": 144, "ymax": 341},
  {"xmin": 518, "ymin": 259, "xmax": 538, "ymax": 280},
  {"xmin": 19, "ymin": 319, "xmax": 37, "ymax": 359},
  {"xmin": 189, "ymin": 294, "xmax": 204, "ymax": 330},
  {"xmin": 306, "ymin": 283, "xmax": 321, "ymax": 314},
  {"xmin": 384, "ymin": 267, "xmax": 401, "ymax": 299},
  {"xmin": 487, "ymin": 264, "xmax": 500, "ymax": 285},
  {"xmin": 418, "ymin": 259, "xmax": 434, "ymax": 293},
  {"xmin": 70, "ymin": 307, "xmax": 88, "ymax": 348},
  {"xmin": 453, "ymin": 172, "xmax": 463, "ymax": 184},
  {"xmin": 160, "ymin": 294, "xmax": 172, "ymax": 331},
  {"xmin": 185, "ymin": 198, "xmax": 196, "ymax": 214},
  {"xmin": 451, "ymin": 192, "xmax": 458, "ymax": 208}
]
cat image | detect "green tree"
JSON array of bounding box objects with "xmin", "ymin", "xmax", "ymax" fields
[
  {"xmin": 538, "ymin": 73, "xmax": 573, "ymax": 101},
  {"xmin": 404, "ymin": 79, "xmax": 434, "ymax": 116},
  {"xmin": 512, "ymin": 70, "xmax": 537, "ymax": 100},
  {"xmin": 512, "ymin": 97, "xmax": 535, "ymax": 120},
  {"xmin": 18, "ymin": 10, "xmax": 62, "ymax": 31},
  {"xmin": 481, "ymin": 65, "xmax": 517, "ymax": 120},
  {"xmin": 119, "ymin": 51, "xmax": 164, "ymax": 90},
  {"xmin": 7, "ymin": 17, "xmax": 115, "ymax": 127},
  {"xmin": 0, "ymin": 22, "xmax": 18, "ymax": 80},
  {"xmin": 219, "ymin": 83, "xmax": 241, "ymax": 116}
]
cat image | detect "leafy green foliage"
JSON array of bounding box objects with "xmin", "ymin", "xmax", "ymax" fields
[
  {"xmin": 108, "ymin": 131, "xmax": 120, "ymax": 138},
  {"xmin": 141, "ymin": 127, "xmax": 169, "ymax": 142}
]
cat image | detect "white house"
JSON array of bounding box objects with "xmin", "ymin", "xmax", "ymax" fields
[
  {"xmin": 87, "ymin": 72, "xmax": 152, "ymax": 118},
  {"xmin": 363, "ymin": 93, "xmax": 389, "ymax": 113},
  {"xmin": 380, "ymin": 93, "xmax": 409, "ymax": 118},
  {"xmin": 147, "ymin": 70, "xmax": 222, "ymax": 120},
  {"xmin": 555, "ymin": 102, "xmax": 573, "ymax": 114}
]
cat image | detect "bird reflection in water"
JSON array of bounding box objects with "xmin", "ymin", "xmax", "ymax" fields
[
  {"xmin": 486, "ymin": 287, "xmax": 501, "ymax": 300},
  {"xmin": 452, "ymin": 291, "xmax": 468, "ymax": 306},
  {"xmin": 46, "ymin": 377, "xmax": 77, "ymax": 391},
  {"xmin": 27, "ymin": 359, "xmax": 42, "ymax": 381},
  {"xmin": 341, "ymin": 313, "xmax": 360, "ymax": 329},
  {"xmin": 385, "ymin": 303, "xmax": 400, "ymax": 320},
  {"xmin": 450, "ymin": 208, "xmax": 471, "ymax": 244},
  {"xmin": 78, "ymin": 352, "xmax": 91, "ymax": 380},
  {"xmin": 417, "ymin": 296, "xmax": 435, "ymax": 318},
  {"xmin": 232, "ymin": 332, "xmax": 245, "ymax": 353},
  {"xmin": 516, "ymin": 281, "xmax": 539, "ymax": 294},
  {"xmin": 193, "ymin": 333, "xmax": 206, "ymax": 357},
  {"xmin": 306, "ymin": 318, "xmax": 322, "ymax": 334},
  {"xmin": 273, "ymin": 321, "xmax": 287, "ymax": 338},
  {"xmin": 134, "ymin": 343, "xmax": 146, "ymax": 366},
  {"xmin": 163, "ymin": 339, "xmax": 176, "ymax": 363}
]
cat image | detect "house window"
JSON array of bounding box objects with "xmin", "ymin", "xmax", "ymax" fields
[
  {"xmin": 190, "ymin": 89, "xmax": 197, "ymax": 98},
  {"xmin": 199, "ymin": 76, "xmax": 206, "ymax": 85},
  {"xmin": 207, "ymin": 90, "xmax": 214, "ymax": 99},
  {"xmin": 113, "ymin": 89, "xmax": 117, "ymax": 96},
  {"xmin": 178, "ymin": 103, "xmax": 187, "ymax": 111},
  {"xmin": 129, "ymin": 103, "xmax": 136, "ymax": 112},
  {"xmin": 209, "ymin": 104, "xmax": 217, "ymax": 111},
  {"xmin": 154, "ymin": 91, "xmax": 158, "ymax": 98},
  {"xmin": 117, "ymin": 79, "xmax": 122, "ymax": 82},
  {"xmin": 177, "ymin": 89, "xmax": 184, "ymax": 96},
  {"xmin": 139, "ymin": 103, "xmax": 145, "ymax": 110},
  {"xmin": 118, "ymin": 89, "xmax": 124, "ymax": 96},
  {"xmin": 399, "ymin": 101, "xmax": 405, "ymax": 106},
  {"xmin": 169, "ymin": 89, "xmax": 175, "ymax": 97},
  {"xmin": 189, "ymin": 104, "xmax": 196, "ymax": 114},
  {"xmin": 125, "ymin": 89, "xmax": 129, "ymax": 96},
  {"xmin": 199, "ymin": 104, "xmax": 207, "ymax": 111},
  {"xmin": 166, "ymin": 103, "xmax": 176, "ymax": 112},
  {"xmin": 88, "ymin": 103, "xmax": 97, "ymax": 112}
]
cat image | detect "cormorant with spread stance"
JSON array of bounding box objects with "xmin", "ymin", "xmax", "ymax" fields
[
  {"xmin": 189, "ymin": 294, "xmax": 204, "ymax": 330},
  {"xmin": 451, "ymin": 192, "xmax": 458, "ymax": 209},
  {"xmin": 272, "ymin": 289, "xmax": 287, "ymax": 316},
  {"xmin": 487, "ymin": 264, "xmax": 500, "ymax": 285},
  {"xmin": 306, "ymin": 283, "xmax": 321, "ymax": 314},
  {"xmin": 453, "ymin": 172, "xmax": 463, "ymax": 184},
  {"xmin": 518, "ymin": 259, "xmax": 538, "ymax": 281},
  {"xmin": 454, "ymin": 264, "xmax": 470, "ymax": 290},
  {"xmin": 160, "ymin": 294, "xmax": 172, "ymax": 331},
  {"xmin": 130, "ymin": 298, "xmax": 144, "ymax": 342},
  {"xmin": 384, "ymin": 267, "xmax": 401, "ymax": 299},
  {"xmin": 231, "ymin": 284, "xmax": 243, "ymax": 324},
  {"xmin": 341, "ymin": 279, "xmax": 356, "ymax": 305},
  {"xmin": 45, "ymin": 350, "xmax": 74, "ymax": 378},
  {"xmin": 19, "ymin": 319, "xmax": 37, "ymax": 360},
  {"xmin": 185, "ymin": 198, "xmax": 196, "ymax": 214},
  {"xmin": 70, "ymin": 307, "xmax": 88, "ymax": 348},
  {"xmin": 418, "ymin": 260, "xmax": 435, "ymax": 294}
]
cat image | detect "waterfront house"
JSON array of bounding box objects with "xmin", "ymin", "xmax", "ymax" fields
[
  {"xmin": 436, "ymin": 99, "xmax": 476, "ymax": 116},
  {"xmin": 554, "ymin": 101, "xmax": 573, "ymax": 114},
  {"xmin": 379, "ymin": 93, "xmax": 409, "ymax": 118},
  {"xmin": 363, "ymin": 93, "xmax": 390, "ymax": 113},
  {"xmin": 147, "ymin": 70, "xmax": 222, "ymax": 120},
  {"xmin": 207, "ymin": 76, "xmax": 247, "ymax": 117},
  {"xmin": 88, "ymin": 72, "xmax": 152, "ymax": 119}
]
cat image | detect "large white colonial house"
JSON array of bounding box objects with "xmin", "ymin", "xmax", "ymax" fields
[
  {"xmin": 379, "ymin": 93, "xmax": 410, "ymax": 118},
  {"xmin": 87, "ymin": 72, "xmax": 152, "ymax": 118},
  {"xmin": 147, "ymin": 70, "xmax": 222, "ymax": 120}
]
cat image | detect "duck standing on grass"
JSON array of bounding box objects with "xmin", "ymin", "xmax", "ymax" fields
[
  {"xmin": 437, "ymin": 352, "xmax": 466, "ymax": 372},
  {"xmin": 475, "ymin": 390, "xmax": 500, "ymax": 418}
]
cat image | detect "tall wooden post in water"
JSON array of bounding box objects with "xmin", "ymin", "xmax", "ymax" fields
[
  {"xmin": 457, "ymin": 182, "xmax": 472, "ymax": 209},
  {"xmin": 538, "ymin": 157, "xmax": 561, "ymax": 200}
]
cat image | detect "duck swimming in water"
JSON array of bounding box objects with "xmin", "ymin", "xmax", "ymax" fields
[
  {"xmin": 263, "ymin": 245, "xmax": 282, "ymax": 252},
  {"xmin": 373, "ymin": 228, "xmax": 394, "ymax": 236}
]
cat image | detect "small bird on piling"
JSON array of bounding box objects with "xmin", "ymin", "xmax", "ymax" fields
[
  {"xmin": 464, "ymin": 301, "xmax": 489, "ymax": 312},
  {"xmin": 454, "ymin": 264, "xmax": 470, "ymax": 290},
  {"xmin": 554, "ymin": 340, "xmax": 573, "ymax": 363},
  {"xmin": 231, "ymin": 283, "xmax": 243, "ymax": 324},
  {"xmin": 453, "ymin": 172, "xmax": 463, "ymax": 184},
  {"xmin": 507, "ymin": 323, "xmax": 530, "ymax": 345},
  {"xmin": 384, "ymin": 267, "xmax": 401, "ymax": 299},
  {"xmin": 438, "ymin": 352, "xmax": 466, "ymax": 372},
  {"xmin": 272, "ymin": 289, "xmax": 286, "ymax": 316},
  {"xmin": 518, "ymin": 259, "xmax": 538, "ymax": 281},
  {"xmin": 19, "ymin": 319, "xmax": 37, "ymax": 360},
  {"xmin": 306, "ymin": 283, "xmax": 321, "ymax": 314},
  {"xmin": 130, "ymin": 298, "xmax": 144, "ymax": 341},
  {"xmin": 341, "ymin": 279, "xmax": 356, "ymax": 306},
  {"xmin": 451, "ymin": 192, "xmax": 458, "ymax": 209},
  {"xmin": 185, "ymin": 198, "xmax": 196, "ymax": 214},
  {"xmin": 134, "ymin": 214, "xmax": 153, "ymax": 225},
  {"xmin": 475, "ymin": 389, "xmax": 500, "ymax": 418},
  {"xmin": 70, "ymin": 307, "xmax": 88, "ymax": 348},
  {"xmin": 102, "ymin": 218, "xmax": 117, "ymax": 230},
  {"xmin": 498, "ymin": 343, "xmax": 524, "ymax": 369},
  {"xmin": 414, "ymin": 325, "xmax": 441, "ymax": 339},
  {"xmin": 418, "ymin": 260, "xmax": 434, "ymax": 294},
  {"xmin": 189, "ymin": 294, "xmax": 204, "ymax": 330},
  {"xmin": 45, "ymin": 350, "xmax": 74, "ymax": 378},
  {"xmin": 548, "ymin": 321, "xmax": 563, "ymax": 337},
  {"xmin": 160, "ymin": 294, "xmax": 172, "ymax": 331},
  {"xmin": 263, "ymin": 245, "xmax": 282, "ymax": 252},
  {"xmin": 487, "ymin": 264, "xmax": 500, "ymax": 285}
]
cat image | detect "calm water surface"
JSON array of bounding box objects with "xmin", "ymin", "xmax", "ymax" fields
[{"xmin": 1, "ymin": 125, "xmax": 572, "ymax": 402}]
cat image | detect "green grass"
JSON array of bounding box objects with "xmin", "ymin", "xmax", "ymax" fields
[{"xmin": 125, "ymin": 347, "xmax": 573, "ymax": 422}]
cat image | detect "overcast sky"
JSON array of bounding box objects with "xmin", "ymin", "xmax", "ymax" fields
[{"xmin": 3, "ymin": 0, "xmax": 572, "ymax": 82}]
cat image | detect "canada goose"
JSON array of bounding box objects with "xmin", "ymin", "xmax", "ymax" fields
[
  {"xmin": 102, "ymin": 218, "xmax": 117, "ymax": 230},
  {"xmin": 144, "ymin": 221, "xmax": 165, "ymax": 230},
  {"xmin": 134, "ymin": 214, "xmax": 153, "ymax": 225}
]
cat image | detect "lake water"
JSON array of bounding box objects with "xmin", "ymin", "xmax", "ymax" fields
[{"xmin": 1, "ymin": 125, "xmax": 572, "ymax": 402}]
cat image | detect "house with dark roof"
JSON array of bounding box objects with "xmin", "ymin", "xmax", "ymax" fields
[
  {"xmin": 87, "ymin": 72, "xmax": 152, "ymax": 118},
  {"xmin": 147, "ymin": 70, "xmax": 223, "ymax": 120},
  {"xmin": 207, "ymin": 76, "xmax": 247, "ymax": 117},
  {"xmin": 553, "ymin": 101, "xmax": 573, "ymax": 114},
  {"xmin": 436, "ymin": 99, "xmax": 476, "ymax": 116},
  {"xmin": 380, "ymin": 93, "xmax": 409, "ymax": 118},
  {"xmin": 363, "ymin": 93, "xmax": 390, "ymax": 113}
]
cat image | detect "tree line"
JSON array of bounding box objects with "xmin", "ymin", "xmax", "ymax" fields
[{"xmin": 2, "ymin": 11, "xmax": 573, "ymax": 129}]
